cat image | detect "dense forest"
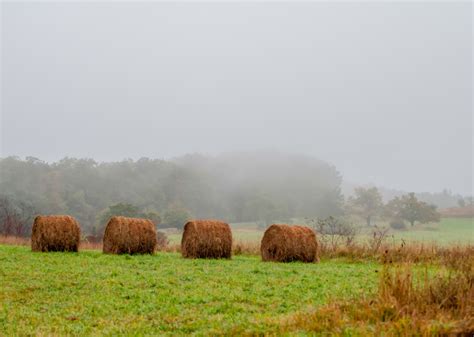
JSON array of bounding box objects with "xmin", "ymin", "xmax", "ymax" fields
[{"xmin": 0, "ymin": 152, "xmax": 344, "ymax": 236}]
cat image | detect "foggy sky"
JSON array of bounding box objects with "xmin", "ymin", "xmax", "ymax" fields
[{"xmin": 1, "ymin": 2, "xmax": 472, "ymax": 195}]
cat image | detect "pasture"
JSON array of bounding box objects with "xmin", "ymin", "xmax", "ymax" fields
[
  {"xmin": 0, "ymin": 245, "xmax": 378, "ymax": 336},
  {"xmin": 390, "ymin": 217, "xmax": 473, "ymax": 244},
  {"xmin": 1, "ymin": 217, "xmax": 472, "ymax": 335},
  {"xmin": 167, "ymin": 217, "xmax": 473, "ymax": 245}
]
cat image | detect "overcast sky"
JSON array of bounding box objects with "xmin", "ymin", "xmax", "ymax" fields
[{"xmin": 1, "ymin": 2, "xmax": 472, "ymax": 195}]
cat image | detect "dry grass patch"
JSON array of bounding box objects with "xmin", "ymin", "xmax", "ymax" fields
[
  {"xmin": 233, "ymin": 241, "xmax": 260, "ymax": 256},
  {"xmin": 279, "ymin": 250, "xmax": 474, "ymax": 336},
  {"xmin": 0, "ymin": 235, "xmax": 29, "ymax": 246}
]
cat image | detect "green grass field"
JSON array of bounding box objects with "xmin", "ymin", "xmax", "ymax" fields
[
  {"xmin": 390, "ymin": 217, "xmax": 473, "ymax": 244},
  {"xmin": 168, "ymin": 217, "xmax": 473, "ymax": 246},
  {"xmin": 1, "ymin": 218, "xmax": 470, "ymax": 335},
  {"xmin": 0, "ymin": 245, "xmax": 379, "ymax": 336}
]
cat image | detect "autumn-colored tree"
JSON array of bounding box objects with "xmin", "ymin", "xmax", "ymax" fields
[{"xmin": 385, "ymin": 193, "xmax": 440, "ymax": 227}]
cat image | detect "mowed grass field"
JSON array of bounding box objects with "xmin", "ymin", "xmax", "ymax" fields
[{"xmin": 0, "ymin": 245, "xmax": 379, "ymax": 336}]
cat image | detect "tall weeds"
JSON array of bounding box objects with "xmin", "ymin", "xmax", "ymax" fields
[
  {"xmin": 1, "ymin": 235, "xmax": 473, "ymax": 267},
  {"xmin": 281, "ymin": 254, "xmax": 474, "ymax": 336}
]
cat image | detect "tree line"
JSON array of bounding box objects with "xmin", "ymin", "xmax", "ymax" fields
[
  {"xmin": 347, "ymin": 187, "xmax": 440, "ymax": 228},
  {"xmin": 0, "ymin": 152, "xmax": 344, "ymax": 236},
  {"xmin": 0, "ymin": 153, "xmax": 445, "ymax": 238}
]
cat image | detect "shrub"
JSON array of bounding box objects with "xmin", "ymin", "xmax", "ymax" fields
[
  {"xmin": 389, "ymin": 219, "xmax": 406, "ymax": 230},
  {"xmin": 308, "ymin": 216, "xmax": 358, "ymax": 251},
  {"xmin": 156, "ymin": 231, "xmax": 169, "ymax": 249}
]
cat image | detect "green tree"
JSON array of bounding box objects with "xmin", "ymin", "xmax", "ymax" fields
[
  {"xmin": 0, "ymin": 195, "xmax": 37, "ymax": 237},
  {"xmin": 162, "ymin": 206, "xmax": 191, "ymax": 229},
  {"xmin": 385, "ymin": 193, "xmax": 440, "ymax": 227},
  {"xmin": 96, "ymin": 203, "xmax": 140, "ymax": 235},
  {"xmin": 141, "ymin": 211, "xmax": 161, "ymax": 226},
  {"xmin": 242, "ymin": 194, "xmax": 289, "ymax": 226},
  {"xmin": 348, "ymin": 187, "xmax": 383, "ymax": 226},
  {"xmin": 418, "ymin": 203, "xmax": 441, "ymax": 224},
  {"xmin": 98, "ymin": 203, "xmax": 141, "ymax": 231},
  {"xmin": 457, "ymin": 198, "xmax": 466, "ymax": 208},
  {"xmin": 96, "ymin": 203, "xmax": 162, "ymax": 235},
  {"xmin": 0, "ymin": 152, "xmax": 344, "ymax": 234}
]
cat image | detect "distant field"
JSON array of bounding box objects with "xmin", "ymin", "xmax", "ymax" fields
[
  {"xmin": 389, "ymin": 217, "xmax": 473, "ymax": 244},
  {"xmin": 168, "ymin": 217, "xmax": 473, "ymax": 246},
  {"xmin": 0, "ymin": 245, "xmax": 378, "ymax": 335},
  {"xmin": 167, "ymin": 224, "xmax": 263, "ymax": 245},
  {"xmin": 3, "ymin": 218, "xmax": 466, "ymax": 334}
]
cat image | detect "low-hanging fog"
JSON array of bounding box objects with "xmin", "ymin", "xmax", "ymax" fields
[{"xmin": 1, "ymin": 2, "xmax": 472, "ymax": 195}]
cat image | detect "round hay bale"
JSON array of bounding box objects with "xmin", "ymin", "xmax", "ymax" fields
[
  {"xmin": 102, "ymin": 216, "xmax": 157, "ymax": 254},
  {"xmin": 261, "ymin": 224, "xmax": 319, "ymax": 263},
  {"xmin": 181, "ymin": 219, "xmax": 232, "ymax": 259},
  {"xmin": 31, "ymin": 215, "xmax": 81, "ymax": 252}
]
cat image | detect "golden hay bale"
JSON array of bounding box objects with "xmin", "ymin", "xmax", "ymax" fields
[
  {"xmin": 181, "ymin": 219, "xmax": 232, "ymax": 259},
  {"xmin": 261, "ymin": 224, "xmax": 319, "ymax": 263},
  {"xmin": 31, "ymin": 215, "xmax": 81, "ymax": 252},
  {"xmin": 102, "ymin": 216, "xmax": 157, "ymax": 254}
]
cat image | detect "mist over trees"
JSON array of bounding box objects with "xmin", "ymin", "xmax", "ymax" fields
[
  {"xmin": 359, "ymin": 185, "xmax": 471, "ymax": 209},
  {"xmin": 345, "ymin": 187, "xmax": 441, "ymax": 228},
  {"xmin": 347, "ymin": 187, "xmax": 383, "ymax": 226},
  {"xmin": 0, "ymin": 195, "xmax": 36, "ymax": 236},
  {"xmin": 0, "ymin": 152, "xmax": 343, "ymax": 235},
  {"xmin": 0, "ymin": 152, "xmax": 453, "ymax": 237}
]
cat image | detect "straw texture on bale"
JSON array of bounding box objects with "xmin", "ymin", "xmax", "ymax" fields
[
  {"xmin": 102, "ymin": 216, "xmax": 157, "ymax": 254},
  {"xmin": 31, "ymin": 215, "xmax": 81, "ymax": 252},
  {"xmin": 261, "ymin": 224, "xmax": 319, "ymax": 262},
  {"xmin": 181, "ymin": 220, "xmax": 232, "ymax": 259}
]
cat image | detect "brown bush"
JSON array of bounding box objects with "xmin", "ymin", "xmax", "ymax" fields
[
  {"xmin": 160, "ymin": 243, "xmax": 181, "ymax": 253},
  {"xmin": 31, "ymin": 215, "xmax": 81, "ymax": 252},
  {"xmin": 181, "ymin": 219, "xmax": 232, "ymax": 259},
  {"xmin": 261, "ymin": 224, "xmax": 318, "ymax": 262},
  {"xmin": 102, "ymin": 216, "xmax": 157, "ymax": 254},
  {"xmin": 156, "ymin": 231, "xmax": 169, "ymax": 250},
  {"xmin": 233, "ymin": 241, "xmax": 260, "ymax": 256},
  {"xmin": 84, "ymin": 235, "xmax": 102, "ymax": 243},
  {"xmin": 0, "ymin": 235, "xmax": 30, "ymax": 246}
]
